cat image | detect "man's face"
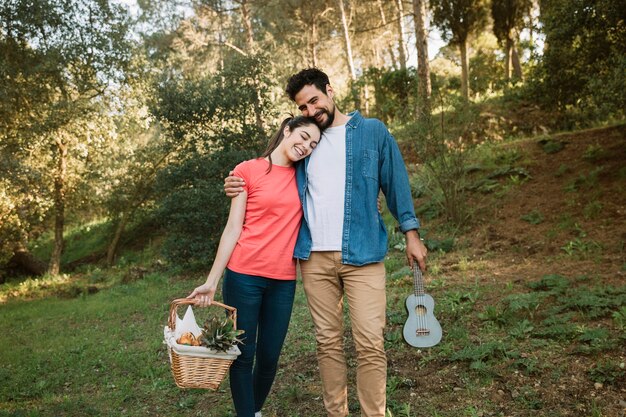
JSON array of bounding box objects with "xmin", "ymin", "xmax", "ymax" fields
[{"xmin": 294, "ymin": 84, "xmax": 335, "ymax": 129}]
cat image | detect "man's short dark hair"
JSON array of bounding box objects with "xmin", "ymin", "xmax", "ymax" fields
[{"xmin": 285, "ymin": 68, "xmax": 330, "ymax": 101}]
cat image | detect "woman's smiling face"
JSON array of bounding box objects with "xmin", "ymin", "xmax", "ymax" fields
[{"xmin": 281, "ymin": 123, "xmax": 321, "ymax": 162}]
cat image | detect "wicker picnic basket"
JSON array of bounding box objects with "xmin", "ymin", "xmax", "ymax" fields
[{"xmin": 165, "ymin": 298, "xmax": 240, "ymax": 390}]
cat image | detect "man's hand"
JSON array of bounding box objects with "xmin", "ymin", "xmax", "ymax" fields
[
  {"xmin": 224, "ymin": 170, "xmax": 245, "ymax": 198},
  {"xmin": 405, "ymin": 229, "xmax": 427, "ymax": 271}
]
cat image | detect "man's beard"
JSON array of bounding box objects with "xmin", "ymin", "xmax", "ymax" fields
[{"xmin": 315, "ymin": 107, "xmax": 335, "ymax": 129}]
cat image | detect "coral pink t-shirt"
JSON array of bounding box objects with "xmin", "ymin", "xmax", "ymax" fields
[{"xmin": 227, "ymin": 158, "xmax": 302, "ymax": 280}]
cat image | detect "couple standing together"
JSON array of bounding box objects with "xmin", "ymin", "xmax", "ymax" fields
[{"xmin": 188, "ymin": 68, "xmax": 427, "ymax": 417}]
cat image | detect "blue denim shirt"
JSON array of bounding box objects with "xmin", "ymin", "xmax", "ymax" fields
[{"xmin": 294, "ymin": 111, "xmax": 420, "ymax": 266}]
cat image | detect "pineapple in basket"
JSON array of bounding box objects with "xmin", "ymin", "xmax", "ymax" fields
[{"xmin": 199, "ymin": 316, "xmax": 245, "ymax": 352}]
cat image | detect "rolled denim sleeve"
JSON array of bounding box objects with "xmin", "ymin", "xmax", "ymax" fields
[{"xmin": 379, "ymin": 127, "xmax": 420, "ymax": 233}]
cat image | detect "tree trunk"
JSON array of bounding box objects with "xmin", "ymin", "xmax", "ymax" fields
[
  {"xmin": 309, "ymin": 17, "xmax": 318, "ymax": 67},
  {"xmin": 412, "ymin": 0, "xmax": 432, "ymax": 118},
  {"xmin": 505, "ymin": 37, "xmax": 512, "ymax": 80},
  {"xmin": 377, "ymin": 0, "xmax": 397, "ymax": 69},
  {"xmin": 337, "ymin": 0, "xmax": 356, "ymax": 81},
  {"xmin": 459, "ymin": 40, "xmax": 469, "ymax": 101},
  {"xmin": 511, "ymin": 41, "xmax": 523, "ymax": 79},
  {"xmin": 106, "ymin": 149, "xmax": 171, "ymax": 267},
  {"xmin": 394, "ymin": 0, "xmax": 407, "ymax": 70},
  {"xmin": 364, "ymin": 81, "xmax": 370, "ymax": 116},
  {"xmin": 106, "ymin": 213, "xmax": 129, "ymax": 267},
  {"xmin": 377, "ymin": 0, "xmax": 387, "ymax": 24},
  {"xmin": 49, "ymin": 137, "xmax": 67, "ymax": 275},
  {"xmin": 389, "ymin": 43, "xmax": 399, "ymax": 70},
  {"xmin": 240, "ymin": 0, "xmax": 255, "ymax": 52},
  {"xmin": 238, "ymin": 0, "xmax": 263, "ymax": 129}
]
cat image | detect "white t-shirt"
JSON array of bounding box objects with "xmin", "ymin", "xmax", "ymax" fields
[{"xmin": 306, "ymin": 124, "xmax": 347, "ymax": 251}]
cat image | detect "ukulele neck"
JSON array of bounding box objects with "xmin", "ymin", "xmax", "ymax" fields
[{"xmin": 413, "ymin": 266, "xmax": 425, "ymax": 297}]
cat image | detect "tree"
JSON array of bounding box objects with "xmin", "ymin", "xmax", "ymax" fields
[
  {"xmin": 152, "ymin": 54, "xmax": 277, "ymax": 270},
  {"xmin": 535, "ymin": 0, "xmax": 626, "ymax": 118},
  {"xmin": 492, "ymin": 0, "xmax": 530, "ymax": 80},
  {"xmin": 412, "ymin": 0, "xmax": 432, "ymax": 118},
  {"xmin": 430, "ymin": 0, "xmax": 489, "ymax": 100},
  {"xmin": 337, "ymin": 0, "xmax": 357, "ymax": 81},
  {"xmin": 0, "ymin": 0, "xmax": 131, "ymax": 274},
  {"xmin": 394, "ymin": 0, "xmax": 408, "ymax": 70}
]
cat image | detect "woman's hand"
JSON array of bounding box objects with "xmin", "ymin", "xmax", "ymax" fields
[{"xmin": 187, "ymin": 282, "xmax": 217, "ymax": 307}]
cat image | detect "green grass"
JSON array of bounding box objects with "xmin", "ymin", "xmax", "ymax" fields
[
  {"xmin": 2, "ymin": 259, "xmax": 625, "ymax": 416},
  {"xmin": 0, "ymin": 273, "xmax": 203, "ymax": 417},
  {"xmin": 3, "ymin": 159, "xmax": 626, "ymax": 417},
  {"xmin": 30, "ymin": 220, "xmax": 112, "ymax": 266}
]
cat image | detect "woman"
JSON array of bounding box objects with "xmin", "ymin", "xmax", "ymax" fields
[{"xmin": 187, "ymin": 115, "xmax": 321, "ymax": 417}]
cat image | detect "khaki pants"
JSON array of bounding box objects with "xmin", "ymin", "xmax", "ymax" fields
[{"xmin": 300, "ymin": 251, "xmax": 387, "ymax": 417}]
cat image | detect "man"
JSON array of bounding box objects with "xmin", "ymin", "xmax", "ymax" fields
[{"xmin": 225, "ymin": 68, "xmax": 427, "ymax": 417}]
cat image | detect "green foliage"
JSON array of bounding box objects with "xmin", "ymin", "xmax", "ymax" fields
[
  {"xmin": 582, "ymin": 144, "xmax": 606, "ymax": 162},
  {"xmin": 156, "ymin": 149, "xmax": 255, "ymax": 270},
  {"xmin": 491, "ymin": 0, "xmax": 531, "ymax": 51},
  {"xmin": 565, "ymin": 166, "xmax": 604, "ymax": 192},
  {"xmin": 467, "ymin": 39, "xmax": 505, "ymax": 95},
  {"xmin": 514, "ymin": 386, "xmax": 543, "ymax": 410},
  {"xmin": 574, "ymin": 327, "xmax": 614, "ymax": 354},
  {"xmin": 531, "ymin": 0, "xmax": 626, "ymax": 124},
  {"xmin": 449, "ymin": 340, "xmax": 507, "ymax": 363},
  {"xmin": 478, "ymin": 304, "xmax": 507, "ymax": 325},
  {"xmin": 424, "ymin": 237, "xmax": 456, "ymax": 253},
  {"xmin": 510, "ymin": 355, "xmax": 542, "ymax": 376},
  {"xmin": 364, "ymin": 67, "xmax": 417, "ymax": 124},
  {"xmin": 505, "ymin": 292, "xmax": 547, "ymax": 318},
  {"xmin": 440, "ymin": 290, "xmax": 478, "ymax": 319},
  {"xmin": 554, "ymin": 163, "xmax": 569, "ymax": 177},
  {"xmin": 612, "ymin": 306, "xmax": 626, "ymax": 330},
  {"xmin": 520, "ymin": 209, "xmax": 544, "ymax": 225},
  {"xmin": 508, "ymin": 319, "xmax": 535, "ymax": 339},
  {"xmin": 588, "ymin": 360, "xmax": 626, "ymax": 385},
  {"xmin": 398, "ymin": 102, "xmax": 484, "ymax": 226},
  {"xmin": 583, "ymin": 201, "xmax": 603, "ymax": 219},
  {"xmin": 527, "ymin": 274, "xmax": 570, "ymax": 293},
  {"xmin": 30, "ymin": 220, "xmax": 113, "ymax": 266},
  {"xmin": 153, "ymin": 54, "xmax": 275, "ymax": 270},
  {"xmin": 534, "ymin": 315, "xmax": 578, "ymax": 340},
  {"xmin": 0, "ymin": 0, "xmax": 133, "ymax": 272},
  {"xmin": 430, "ymin": 0, "xmax": 490, "ymax": 46},
  {"xmin": 560, "ymin": 238, "xmax": 602, "ymax": 257},
  {"xmin": 539, "ymin": 138, "xmax": 565, "ymax": 154},
  {"xmin": 560, "ymin": 285, "xmax": 626, "ymax": 319}
]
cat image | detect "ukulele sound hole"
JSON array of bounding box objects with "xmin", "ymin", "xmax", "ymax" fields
[{"xmin": 414, "ymin": 305, "xmax": 427, "ymax": 316}]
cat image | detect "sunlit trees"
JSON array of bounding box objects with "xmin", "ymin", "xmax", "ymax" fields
[
  {"xmin": 0, "ymin": 0, "xmax": 132, "ymax": 274},
  {"xmin": 1, "ymin": 0, "xmax": 624, "ymax": 282},
  {"xmin": 430, "ymin": 0, "xmax": 489, "ymax": 100},
  {"xmin": 492, "ymin": 0, "xmax": 530, "ymax": 80}
]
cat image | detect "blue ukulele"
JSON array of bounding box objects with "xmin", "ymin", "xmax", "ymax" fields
[{"xmin": 402, "ymin": 263, "xmax": 442, "ymax": 348}]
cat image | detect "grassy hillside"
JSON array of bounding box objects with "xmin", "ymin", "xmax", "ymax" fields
[{"xmin": 1, "ymin": 125, "xmax": 625, "ymax": 417}]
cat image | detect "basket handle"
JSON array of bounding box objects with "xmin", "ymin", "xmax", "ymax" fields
[{"xmin": 168, "ymin": 298, "xmax": 237, "ymax": 331}]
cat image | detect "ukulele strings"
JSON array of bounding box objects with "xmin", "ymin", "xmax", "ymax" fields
[{"xmin": 414, "ymin": 265, "xmax": 425, "ymax": 333}]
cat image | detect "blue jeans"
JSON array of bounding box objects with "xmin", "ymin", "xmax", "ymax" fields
[{"xmin": 222, "ymin": 268, "xmax": 296, "ymax": 417}]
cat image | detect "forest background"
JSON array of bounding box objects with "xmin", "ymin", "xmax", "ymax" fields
[{"xmin": 1, "ymin": 0, "xmax": 625, "ymax": 416}]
